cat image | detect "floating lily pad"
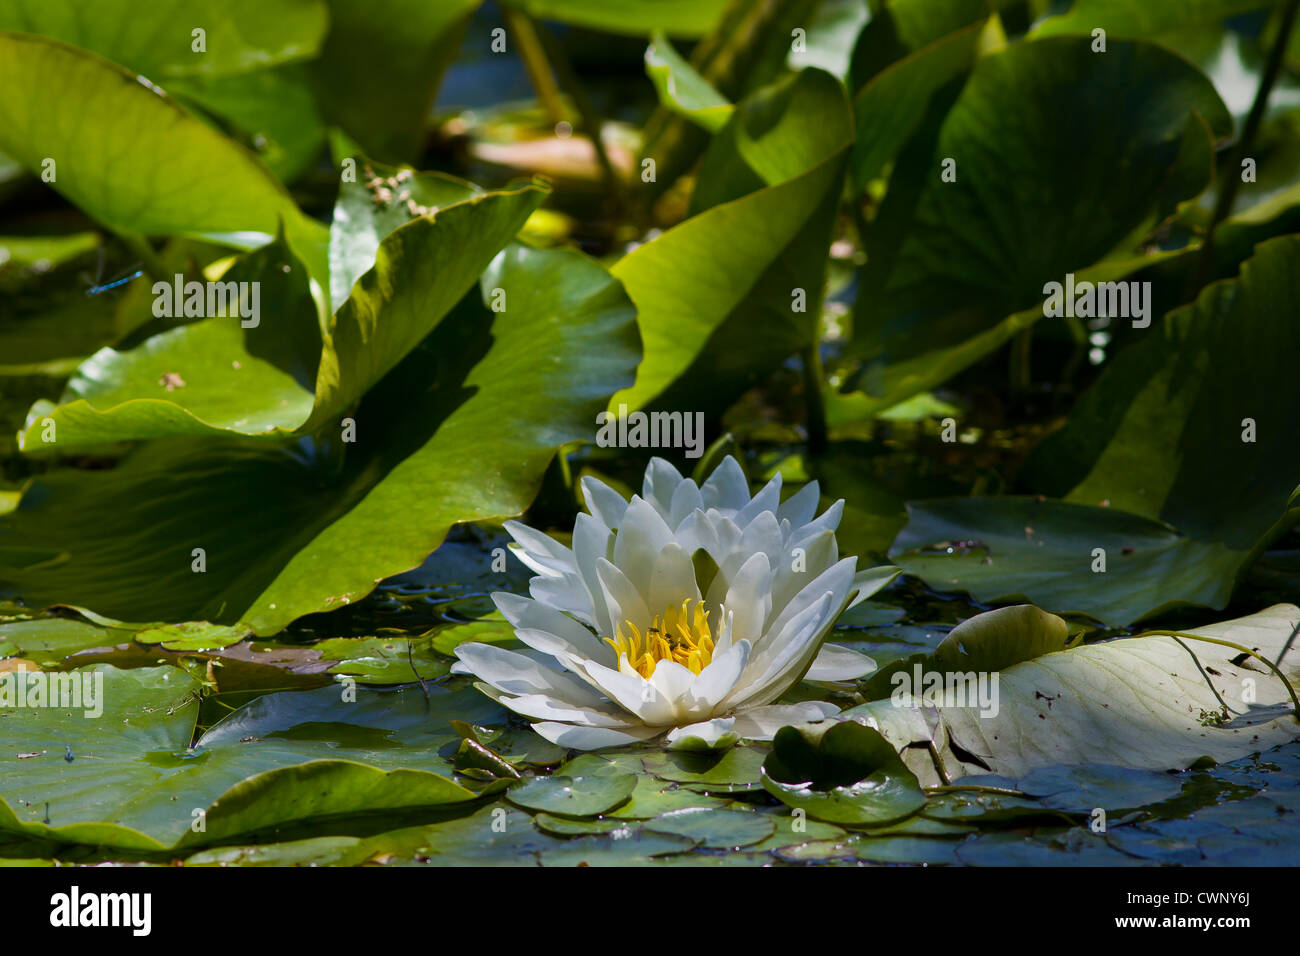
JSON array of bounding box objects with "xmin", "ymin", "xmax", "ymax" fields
[
  {"xmin": 135, "ymin": 621, "xmax": 253, "ymax": 652},
  {"xmin": 537, "ymin": 828, "xmax": 697, "ymax": 866},
  {"xmin": 1018, "ymin": 765, "xmax": 1186, "ymax": 813},
  {"xmin": 644, "ymin": 807, "xmax": 777, "ymax": 848},
  {"xmin": 506, "ymin": 773, "xmax": 638, "ymax": 818},
  {"xmin": 761, "ymin": 721, "xmax": 927, "ymax": 825},
  {"xmin": 643, "ymin": 746, "xmax": 767, "ymax": 793},
  {"xmin": 532, "ymin": 813, "xmax": 632, "ymax": 838}
]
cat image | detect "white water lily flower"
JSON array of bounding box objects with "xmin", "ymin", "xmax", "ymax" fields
[{"xmin": 452, "ymin": 456, "xmax": 896, "ymax": 751}]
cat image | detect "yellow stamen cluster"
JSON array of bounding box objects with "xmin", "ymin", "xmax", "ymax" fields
[{"xmin": 605, "ymin": 599, "xmax": 715, "ymax": 678}]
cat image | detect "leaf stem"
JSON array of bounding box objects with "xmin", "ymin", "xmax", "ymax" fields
[
  {"xmin": 1136, "ymin": 629, "xmax": 1300, "ymax": 723},
  {"xmin": 502, "ymin": 5, "xmax": 566, "ymax": 126},
  {"xmin": 802, "ymin": 343, "xmax": 829, "ymax": 457},
  {"xmin": 1187, "ymin": 0, "xmax": 1300, "ymax": 297}
]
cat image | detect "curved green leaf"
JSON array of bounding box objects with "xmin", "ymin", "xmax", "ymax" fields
[{"xmin": 0, "ymin": 242, "xmax": 640, "ymax": 633}]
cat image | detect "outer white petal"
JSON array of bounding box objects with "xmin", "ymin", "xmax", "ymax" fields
[
  {"xmin": 770, "ymin": 528, "xmax": 837, "ymax": 618},
  {"xmin": 730, "ymin": 702, "xmax": 841, "ymax": 740},
  {"xmin": 665, "ymin": 717, "xmax": 738, "ymax": 751},
  {"xmin": 527, "ymin": 573, "xmax": 596, "ymax": 626},
  {"xmin": 478, "ymin": 686, "xmax": 633, "ymax": 727},
  {"xmin": 724, "ymin": 591, "xmax": 836, "ymax": 710},
  {"xmin": 580, "ymin": 475, "xmax": 630, "ymax": 529},
  {"xmin": 492, "ymin": 591, "xmax": 614, "ymax": 666},
  {"xmin": 504, "ymin": 520, "xmax": 576, "ymax": 577},
  {"xmin": 804, "ymin": 643, "xmax": 877, "ymax": 681},
  {"xmin": 454, "ymin": 642, "xmax": 608, "ymax": 704},
  {"xmin": 700, "ymin": 456, "xmax": 750, "ymax": 512},
  {"xmin": 757, "ymin": 556, "xmax": 856, "ymax": 655},
  {"xmin": 572, "ymin": 512, "xmax": 614, "ymax": 635},
  {"xmin": 530, "ymin": 721, "xmax": 664, "ymax": 751}
]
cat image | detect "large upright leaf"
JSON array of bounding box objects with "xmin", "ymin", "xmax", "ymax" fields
[
  {"xmin": 16, "ymin": 183, "xmax": 546, "ymax": 452},
  {"xmin": 0, "ymin": 243, "xmax": 640, "ymax": 634},
  {"xmin": 0, "ymin": 0, "xmax": 328, "ymax": 78},
  {"xmin": 0, "ymin": 33, "xmax": 328, "ymax": 299},
  {"xmin": 611, "ymin": 68, "xmax": 852, "ymax": 416},
  {"xmin": 848, "ymin": 37, "xmax": 1230, "ymax": 407},
  {"xmin": 501, "ymin": 0, "xmax": 729, "ymax": 37},
  {"xmin": 1033, "ymin": 0, "xmax": 1285, "ymax": 39},
  {"xmin": 854, "ymin": 604, "xmax": 1300, "ymax": 782},
  {"xmin": 925, "ymin": 235, "xmax": 1300, "ymax": 622},
  {"xmin": 309, "ymin": 0, "xmax": 479, "ymax": 162}
]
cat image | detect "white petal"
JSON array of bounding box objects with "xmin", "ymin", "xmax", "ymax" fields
[
  {"xmin": 845, "ymin": 565, "xmax": 903, "ymax": 609},
  {"xmin": 665, "ymin": 717, "xmax": 738, "ymax": 751},
  {"xmin": 668, "ymin": 478, "xmax": 704, "ymax": 528},
  {"xmin": 527, "ymin": 573, "xmax": 596, "ymax": 626},
  {"xmin": 719, "ymin": 552, "xmax": 772, "ymax": 645},
  {"xmin": 647, "ymin": 542, "xmax": 701, "ymax": 616},
  {"xmin": 642, "ymin": 457, "xmax": 685, "ymax": 517},
  {"xmin": 700, "ymin": 456, "xmax": 750, "ymax": 512},
  {"xmin": 731, "ymin": 702, "xmax": 840, "ymax": 740},
  {"xmin": 478, "ymin": 686, "xmax": 632, "ymax": 727},
  {"xmin": 492, "ymin": 591, "xmax": 613, "ymax": 666},
  {"xmin": 503, "ymin": 520, "xmax": 576, "ymax": 576},
  {"xmin": 572, "ymin": 512, "xmax": 615, "ymax": 635},
  {"xmin": 759, "ymin": 556, "xmax": 856, "ymax": 654},
  {"xmin": 611, "ymin": 497, "xmax": 675, "ymax": 598},
  {"xmin": 580, "ymin": 475, "xmax": 630, "ymax": 528},
  {"xmin": 804, "ymin": 643, "xmax": 877, "ymax": 681},
  {"xmin": 648, "ymin": 658, "xmax": 696, "ymax": 708},
  {"xmin": 725, "ymin": 591, "xmax": 836, "ymax": 710},
  {"xmin": 777, "ymin": 481, "xmax": 820, "ymax": 529},
  {"xmin": 595, "ymin": 558, "xmax": 651, "ymax": 634},
  {"xmin": 579, "ymin": 658, "xmax": 679, "ymax": 725},
  {"xmin": 530, "ymin": 721, "xmax": 664, "ymax": 751},
  {"xmin": 454, "ymin": 642, "xmax": 607, "ymax": 704},
  {"xmin": 771, "ymin": 528, "xmax": 837, "ymax": 618},
  {"xmin": 732, "ymin": 472, "xmax": 782, "ymax": 527},
  {"xmin": 687, "ymin": 638, "xmax": 750, "ymax": 713}
]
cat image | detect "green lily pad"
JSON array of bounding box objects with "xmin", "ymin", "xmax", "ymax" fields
[
  {"xmin": 643, "ymin": 807, "xmax": 777, "ymax": 848},
  {"xmin": 0, "ymin": 666, "xmax": 509, "ymax": 851},
  {"xmin": 135, "ymin": 621, "xmax": 252, "ymax": 652},
  {"xmin": 643, "ymin": 746, "xmax": 767, "ymax": 793},
  {"xmin": 1018, "ymin": 765, "xmax": 1186, "ymax": 813},
  {"xmin": 761, "ymin": 721, "xmax": 927, "ymax": 825},
  {"xmin": 315, "ymin": 636, "xmax": 449, "ymax": 684},
  {"xmin": 506, "ymin": 773, "xmax": 638, "ymax": 818},
  {"xmin": 537, "ymin": 828, "xmax": 697, "ymax": 866},
  {"xmin": 532, "ymin": 813, "xmax": 632, "ymax": 837}
]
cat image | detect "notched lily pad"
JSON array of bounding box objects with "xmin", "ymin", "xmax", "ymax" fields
[
  {"xmin": 761, "ymin": 720, "xmax": 927, "ymax": 825},
  {"xmin": 135, "ymin": 621, "xmax": 253, "ymax": 652},
  {"xmin": 642, "ymin": 745, "xmax": 767, "ymax": 792}
]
